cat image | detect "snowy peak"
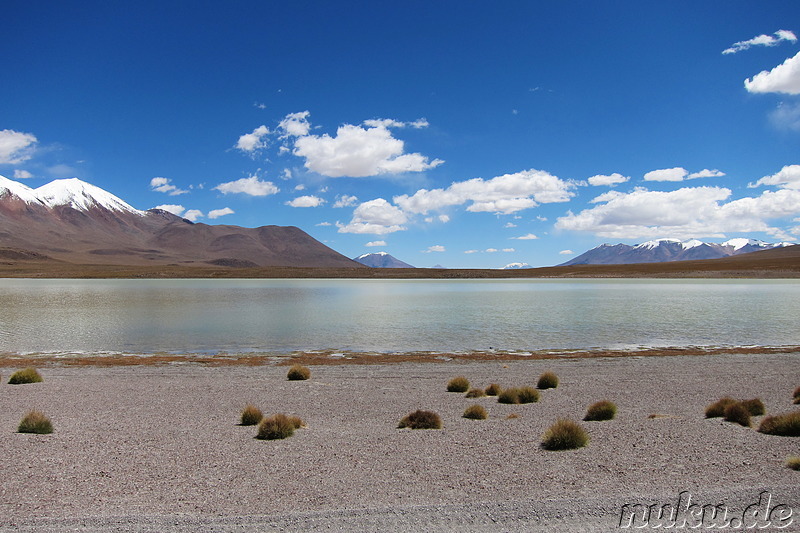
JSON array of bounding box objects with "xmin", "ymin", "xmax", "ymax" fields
[
  {"xmin": 722, "ymin": 238, "xmax": 769, "ymax": 251},
  {"xmin": 356, "ymin": 251, "xmax": 389, "ymax": 259},
  {"xmin": 634, "ymin": 238, "xmax": 682, "ymax": 250},
  {"xmin": 0, "ymin": 174, "xmax": 44, "ymax": 205},
  {"xmin": 353, "ymin": 252, "xmax": 414, "ymax": 268},
  {"xmin": 501, "ymin": 262, "xmax": 531, "ymax": 270},
  {"xmin": 34, "ymin": 178, "xmax": 143, "ymax": 215}
]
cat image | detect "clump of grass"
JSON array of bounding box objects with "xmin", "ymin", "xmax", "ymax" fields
[
  {"xmin": 465, "ymin": 388, "xmax": 486, "ymax": 398},
  {"xmin": 446, "ymin": 376, "xmax": 470, "ymax": 393},
  {"xmin": 584, "ymin": 400, "xmax": 617, "ymax": 421},
  {"xmin": 484, "ymin": 383, "xmax": 501, "ymax": 396},
  {"xmin": 517, "ymin": 386, "xmax": 540, "ymax": 404},
  {"xmin": 740, "ymin": 398, "xmax": 765, "ymax": 416},
  {"xmin": 723, "ymin": 403, "xmax": 751, "ymax": 427},
  {"xmin": 793, "ymin": 386, "xmax": 800, "ymax": 404},
  {"xmin": 288, "ymin": 415, "xmax": 306, "ymax": 429},
  {"xmin": 705, "ymin": 397, "xmax": 737, "ymax": 418},
  {"xmin": 18, "ymin": 410, "xmax": 53, "ymax": 434},
  {"xmin": 398, "ymin": 409, "xmax": 442, "ymax": 429},
  {"xmin": 463, "ymin": 404, "xmax": 488, "ymax": 420},
  {"xmin": 240, "ymin": 404, "xmax": 263, "ymax": 426},
  {"xmin": 497, "ymin": 388, "xmax": 520, "ymax": 404},
  {"xmin": 8, "ymin": 368, "xmax": 43, "ymax": 385},
  {"xmin": 536, "ymin": 371, "xmax": 559, "ymax": 390},
  {"xmin": 786, "ymin": 456, "xmax": 800, "ymax": 471},
  {"xmin": 541, "ymin": 419, "xmax": 589, "ymax": 450},
  {"xmin": 287, "ymin": 364, "xmax": 311, "ymax": 381},
  {"xmin": 505, "ymin": 413, "xmax": 520, "ymax": 420},
  {"xmin": 256, "ymin": 413, "xmax": 295, "ymax": 440},
  {"xmin": 758, "ymin": 411, "xmax": 800, "ymax": 437}
]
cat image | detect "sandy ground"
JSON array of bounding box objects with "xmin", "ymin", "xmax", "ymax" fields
[{"xmin": 0, "ymin": 353, "xmax": 798, "ymax": 532}]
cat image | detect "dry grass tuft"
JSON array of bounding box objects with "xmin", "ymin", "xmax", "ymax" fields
[
  {"xmin": 446, "ymin": 376, "xmax": 470, "ymax": 393},
  {"xmin": 8, "ymin": 368, "xmax": 43, "ymax": 385},
  {"xmin": 497, "ymin": 388, "xmax": 520, "ymax": 404},
  {"xmin": 240, "ymin": 404, "xmax": 263, "ymax": 426},
  {"xmin": 505, "ymin": 413, "xmax": 520, "ymax": 420},
  {"xmin": 288, "ymin": 415, "xmax": 306, "ymax": 429},
  {"xmin": 537, "ymin": 371, "xmax": 559, "ymax": 390},
  {"xmin": 484, "ymin": 383, "xmax": 501, "ymax": 396},
  {"xmin": 758, "ymin": 411, "xmax": 800, "ymax": 437},
  {"xmin": 517, "ymin": 386, "xmax": 540, "ymax": 404},
  {"xmin": 398, "ymin": 409, "xmax": 442, "ymax": 429},
  {"xmin": 787, "ymin": 456, "xmax": 800, "ymax": 471},
  {"xmin": 463, "ymin": 404, "xmax": 488, "ymax": 420},
  {"xmin": 18, "ymin": 410, "xmax": 53, "ymax": 434},
  {"xmin": 723, "ymin": 403, "xmax": 751, "ymax": 427},
  {"xmin": 541, "ymin": 419, "xmax": 589, "ymax": 450},
  {"xmin": 584, "ymin": 400, "xmax": 617, "ymax": 421},
  {"xmin": 705, "ymin": 397, "xmax": 737, "ymax": 418},
  {"xmin": 465, "ymin": 388, "xmax": 486, "ymax": 398},
  {"xmin": 740, "ymin": 398, "xmax": 765, "ymax": 416},
  {"xmin": 256, "ymin": 413, "xmax": 295, "ymax": 440},
  {"xmin": 287, "ymin": 365, "xmax": 311, "ymax": 381}
]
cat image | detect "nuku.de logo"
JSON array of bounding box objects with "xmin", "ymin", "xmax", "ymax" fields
[{"xmin": 618, "ymin": 491, "xmax": 793, "ymax": 529}]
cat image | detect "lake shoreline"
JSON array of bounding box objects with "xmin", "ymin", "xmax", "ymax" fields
[{"xmin": 2, "ymin": 353, "xmax": 798, "ymax": 531}]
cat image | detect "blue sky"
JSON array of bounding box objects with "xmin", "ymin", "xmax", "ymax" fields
[{"xmin": 2, "ymin": 2, "xmax": 800, "ymax": 268}]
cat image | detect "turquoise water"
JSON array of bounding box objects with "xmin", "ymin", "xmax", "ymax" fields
[{"xmin": 0, "ymin": 278, "xmax": 798, "ymax": 355}]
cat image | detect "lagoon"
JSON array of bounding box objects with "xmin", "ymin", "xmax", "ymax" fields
[{"xmin": 0, "ymin": 278, "xmax": 798, "ymax": 356}]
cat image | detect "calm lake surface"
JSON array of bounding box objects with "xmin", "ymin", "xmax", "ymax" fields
[{"xmin": 1, "ymin": 278, "xmax": 799, "ymax": 355}]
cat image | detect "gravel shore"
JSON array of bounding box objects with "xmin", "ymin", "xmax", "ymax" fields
[{"xmin": 1, "ymin": 353, "xmax": 798, "ymax": 531}]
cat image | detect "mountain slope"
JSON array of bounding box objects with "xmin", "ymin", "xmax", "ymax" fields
[
  {"xmin": 0, "ymin": 175, "xmax": 362, "ymax": 268},
  {"xmin": 561, "ymin": 238, "xmax": 794, "ymax": 266},
  {"xmin": 354, "ymin": 252, "xmax": 415, "ymax": 268}
]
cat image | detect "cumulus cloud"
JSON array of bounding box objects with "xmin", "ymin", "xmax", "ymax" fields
[
  {"xmin": 424, "ymin": 245, "xmax": 445, "ymax": 253},
  {"xmin": 235, "ymin": 125, "xmax": 270, "ymax": 153},
  {"xmin": 150, "ymin": 177, "xmax": 188, "ymax": 196},
  {"xmin": 559, "ymin": 250, "xmax": 574, "ymax": 255},
  {"xmin": 643, "ymin": 167, "xmax": 688, "ymax": 182},
  {"xmin": 153, "ymin": 204, "xmax": 186, "ymax": 216},
  {"xmin": 208, "ymin": 207, "xmax": 234, "ymax": 219},
  {"xmin": 365, "ymin": 240, "xmax": 386, "ymax": 247},
  {"xmin": 333, "ymin": 194, "xmax": 359, "ymax": 208},
  {"xmin": 688, "ymin": 169, "xmax": 726, "ymax": 179},
  {"xmin": 13, "ymin": 169, "xmax": 33, "ymax": 180},
  {"xmin": 292, "ymin": 118, "xmax": 443, "ymax": 178},
  {"xmin": 394, "ymin": 169, "xmax": 575, "ymax": 215},
  {"xmin": 504, "ymin": 222, "xmax": 517, "ymax": 228},
  {"xmin": 745, "ymin": 51, "xmax": 800, "ymax": 95},
  {"xmin": 0, "ymin": 129, "xmax": 37, "ymax": 164},
  {"xmin": 723, "ymin": 30, "xmax": 797, "ymax": 54},
  {"xmin": 587, "ymin": 173, "xmax": 629, "ymax": 186},
  {"xmin": 749, "ymin": 164, "xmax": 800, "ymax": 189},
  {"xmin": 337, "ymin": 198, "xmax": 408, "ymax": 235},
  {"xmin": 285, "ymin": 195, "xmax": 325, "ymax": 208},
  {"xmin": 184, "ymin": 209, "xmax": 203, "ymax": 222},
  {"xmin": 512, "ymin": 233, "xmax": 539, "ymax": 240},
  {"xmin": 213, "ymin": 175, "xmax": 279, "ymax": 196},
  {"xmin": 555, "ymin": 185, "xmax": 800, "ymax": 239},
  {"xmin": 278, "ymin": 111, "xmax": 311, "ymax": 138},
  {"xmin": 502, "ymin": 248, "xmax": 515, "ymax": 253}
]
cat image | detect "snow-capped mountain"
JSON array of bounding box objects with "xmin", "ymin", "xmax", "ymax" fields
[
  {"xmin": 560, "ymin": 238, "xmax": 795, "ymax": 266},
  {"xmin": 0, "ymin": 174, "xmax": 361, "ymax": 268},
  {"xmin": 501, "ymin": 262, "xmax": 532, "ymax": 270},
  {"xmin": 353, "ymin": 251, "xmax": 415, "ymax": 268}
]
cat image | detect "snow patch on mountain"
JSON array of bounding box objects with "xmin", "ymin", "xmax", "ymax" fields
[
  {"xmin": 34, "ymin": 178, "xmax": 143, "ymax": 214},
  {"xmin": 0, "ymin": 174, "xmax": 44, "ymax": 205},
  {"xmin": 501, "ymin": 262, "xmax": 532, "ymax": 269}
]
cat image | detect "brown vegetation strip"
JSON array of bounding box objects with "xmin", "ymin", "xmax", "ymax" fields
[{"xmin": 1, "ymin": 345, "xmax": 798, "ymax": 368}]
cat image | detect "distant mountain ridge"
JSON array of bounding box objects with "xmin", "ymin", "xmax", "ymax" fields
[
  {"xmin": 0, "ymin": 175, "xmax": 361, "ymax": 268},
  {"xmin": 353, "ymin": 251, "xmax": 415, "ymax": 268},
  {"xmin": 561, "ymin": 238, "xmax": 795, "ymax": 266}
]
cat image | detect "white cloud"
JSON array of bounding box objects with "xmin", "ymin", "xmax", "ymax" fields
[
  {"xmin": 745, "ymin": 51, "xmax": 800, "ymax": 95},
  {"xmin": 424, "ymin": 245, "xmax": 445, "ymax": 253},
  {"xmin": 504, "ymin": 222, "xmax": 517, "ymax": 228},
  {"xmin": 333, "ymin": 194, "xmax": 358, "ymax": 208},
  {"xmin": 286, "ymin": 195, "xmax": 325, "ymax": 208},
  {"xmin": 438, "ymin": 214, "xmax": 450, "ymax": 223},
  {"xmin": 184, "ymin": 209, "xmax": 203, "ymax": 222},
  {"xmin": 559, "ymin": 249, "xmax": 574, "ymax": 255},
  {"xmin": 555, "ymin": 185, "xmax": 800, "ymax": 239},
  {"xmin": 750, "ymin": 164, "xmax": 800, "ymax": 189},
  {"xmin": 512, "ymin": 233, "xmax": 538, "ymax": 240},
  {"xmin": 485, "ymin": 248, "xmax": 498, "ymax": 253},
  {"xmin": 502, "ymin": 248, "xmax": 515, "ymax": 253},
  {"xmin": 294, "ymin": 184, "xmax": 305, "ymax": 191},
  {"xmin": 13, "ymin": 169, "xmax": 33, "ymax": 180},
  {"xmin": 394, "ymin": 169, "xmax": 575, "ymax": 215},
  {"xmin": 464, "ymin": 249, "xmax": 478, "ymax": 254},
  {"xmin": 337, "ymin": 198, "xmax": 408, "ymax": 235},
  {"xmin": 643, "ymin": 167, "xmax": 688, "ymax": 182},
  {"xmin": 723, "ymin": 30, "xmax": 797, "ymax": 54},
  {"xmin": 0, "ymin": 129, "xmax": 37, "ymax": 164},
  {"xmin": 150, "ymin": 176, "xmax": 188, "ymax": 196},
  {"xmin": 235, "ymin": 125, "xmax": 270, "ymax": 154},
  {"xmin": 213, "ymin": 175, "xmax": 279, "ymax": 196},
  {"xmin": 292, "ymin": 119, "xmax": 444, "ymax": 178},
  {"xmin": 687, "ymin": 169, "xmax": 725, "ymax": 179},
  {"xmin": 153, "ymin": 204, "xmax": 186, "ymax": 216},
  {"xmin": 365, "ymin": 240, "xmax": 386, "ymax": 247},
  {"xmin": 587, "ymin": 173, "xmax": 630, "ymax": 186},
  {"xmin": 316, "ymin": 222, "xmax": 332, "ymax": 227},
  {"xmin": 278, "ymin": 111, "xmax": 311, "ymax": 137},
  {"xmin": 208, "ymin": 207, "xmax": 234, "ymax": 219},
  {"xmin": 770, "ymin": 102, "xmax": 800, "ymax": 131}
]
